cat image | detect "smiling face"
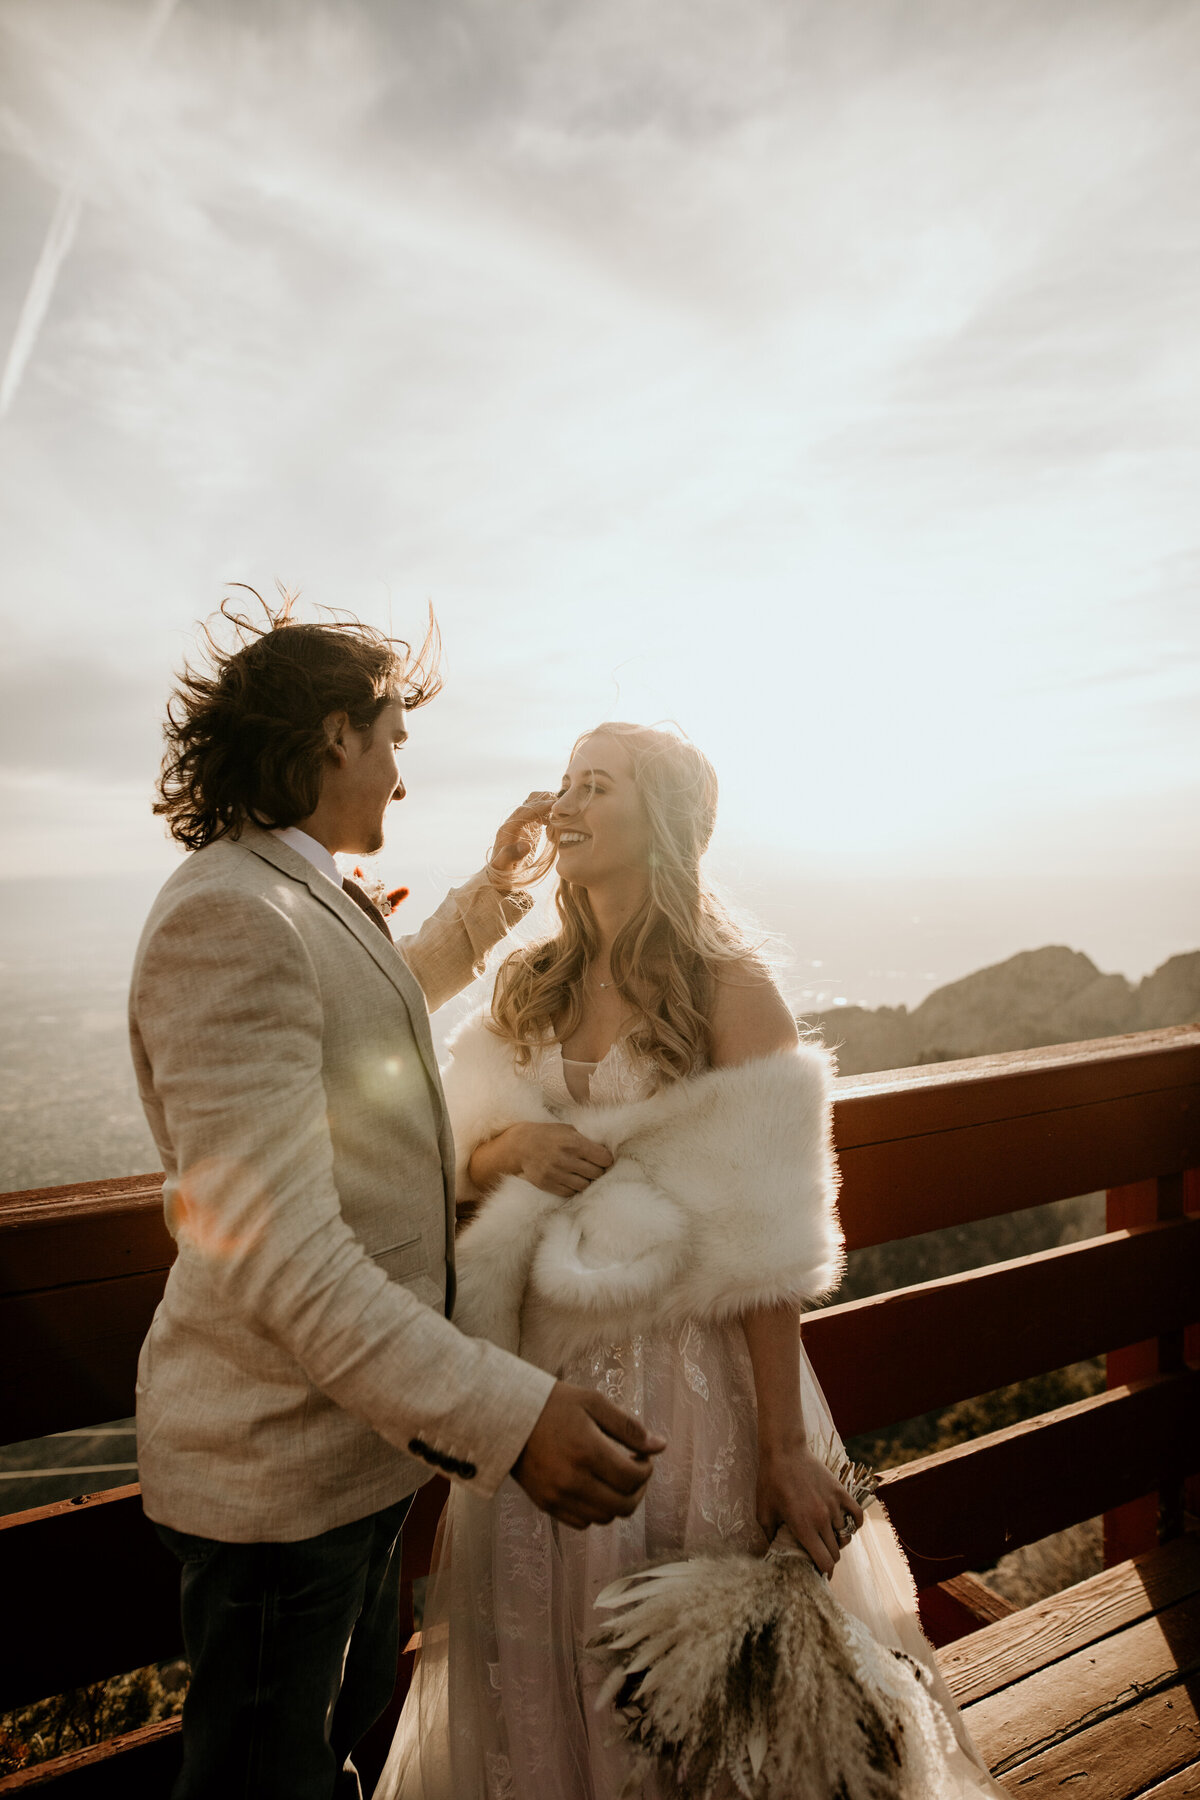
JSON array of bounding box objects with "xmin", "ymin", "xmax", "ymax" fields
[{"xmin": 549, "ymin": 732, "xmax": 653, "ymax": 890}]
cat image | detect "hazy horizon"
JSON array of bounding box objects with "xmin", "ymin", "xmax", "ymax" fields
[{"xmin": 2, "ymin": 855, "xmax": 1194, "ymax": 1196}]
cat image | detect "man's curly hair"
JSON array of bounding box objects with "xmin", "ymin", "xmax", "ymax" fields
[{"xmin": 154, "ymin": 587, "xmax": 442, "ymax": 850}]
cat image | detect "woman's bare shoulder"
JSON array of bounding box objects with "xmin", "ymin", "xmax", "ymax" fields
[{"xmin": 708, "ymin": 958, "xmax": 799, "ymax": 1067}]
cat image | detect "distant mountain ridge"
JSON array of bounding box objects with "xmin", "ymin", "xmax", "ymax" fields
[{"xmin": 801, "ymin": 946, "xmax": 1200, "ymax": 1077}]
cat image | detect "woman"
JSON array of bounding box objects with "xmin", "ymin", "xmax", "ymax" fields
[{"xmin": 381, "ymin": 723, "xmax": 1004, "ymax": 1800}]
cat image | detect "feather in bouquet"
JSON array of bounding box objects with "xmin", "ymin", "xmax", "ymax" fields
[{"xmin": 588, "ymin": 1444, "xmax": 957, "ymax": 1800}]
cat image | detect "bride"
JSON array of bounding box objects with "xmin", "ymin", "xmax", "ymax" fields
[{"xmin": 380, "ymin": 721, "xmax": 1004, "ymax": 1799}]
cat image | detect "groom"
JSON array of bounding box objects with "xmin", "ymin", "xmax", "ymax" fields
[{"xmin": 130, "ymin": 601, "xmax": 662, "ymax": 1799}]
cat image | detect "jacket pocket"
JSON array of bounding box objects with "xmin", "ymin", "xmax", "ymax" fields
[{"xmin": 372, "ymin": 1234, "xmax": 426, "ymax": 1281}]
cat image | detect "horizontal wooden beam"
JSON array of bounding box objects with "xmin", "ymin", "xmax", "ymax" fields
[
  {"xmin": 0, "ymin": 1486, "xmax": 181, "ymax": 1712},
  {"xmin": 831, "ymin": 1027, "xmax": 1200, "ymax": 1248},
  {"xmin": 837, "ymin": 1092, "xmax": 1200, "ymax": 1250},
  {"xmin": 0, "ymin": 1177, "xmax": 169, "ymax": 1295},
  {"xmin": 833, "ymin": 1026, "xmax": 1200, "ymax": 1132},
  {"xmin": 805, "ymin": 1216, "xmax": 1200, "ymax": 1437},
  {"xmin": 879, "ymin": 1365, "xmax": 1200, "ymax": 1588},
  {"xmin": 0, "ymin": 1274, "xmax": 169, "ymax": 1442}
]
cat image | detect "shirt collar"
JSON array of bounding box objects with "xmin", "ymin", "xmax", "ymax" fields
[{"xmin": 271, "ymin": 826, "xmax": 341, "ymax": 889}]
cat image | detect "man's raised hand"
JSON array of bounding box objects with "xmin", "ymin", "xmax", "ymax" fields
[
  {"xmin": 512, "ymin": 1382, "xmax": 666, "ymax": 1530},
  {"xmin": 488, "ymin": 790, "xmax": 556, "ymax": 877}
]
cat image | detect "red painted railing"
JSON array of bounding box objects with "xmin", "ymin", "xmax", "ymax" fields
[{"xmin": 2, "ymin": 1026, "xmax": 1198, "ymax": 1794}]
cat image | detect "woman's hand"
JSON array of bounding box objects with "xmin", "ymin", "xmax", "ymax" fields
[
  {"xmin": 510, "ymin": 1122, "xmax": 614, "ymax": 1197},
  {"xmin": 469, "ymin": 1122, "xmax": 614, "ymax": 1199},
  {"xmin": 755, "ymin": 1436, "xmax": 865, "ymax": 1578}
]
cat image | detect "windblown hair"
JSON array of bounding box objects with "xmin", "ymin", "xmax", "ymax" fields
[
  {"xmin": 154, "ymin": 587, "xmax": 442, "ymax": 851},
  {"xmin": 490, "ymin": 722, "xmax": 765, "ymax": 1083}
]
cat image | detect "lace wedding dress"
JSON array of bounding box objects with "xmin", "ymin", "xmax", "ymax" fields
[{"xmin": 378, "ymin": 1040, "xmax": 1006, "ymax": 1800}]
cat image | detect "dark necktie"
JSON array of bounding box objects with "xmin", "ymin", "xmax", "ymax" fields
[{"xmin": 342, "ymin": 876, "xmax": 393, "ymax": 942}]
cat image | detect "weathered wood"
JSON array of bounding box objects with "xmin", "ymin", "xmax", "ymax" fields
[
  {"xmin": 1133, "ymin": 1764, "xmax": 1200, "ymax": 1798},
  {"xmin": 0, "ymin": 1175, "xmax": 164, "ymax": 1211},
  {"xmin": 941, "ymin": 1573, "xmax": 1016, "ymax": 1626},
  {"xmin": 0, "ymin": 1487, "xmax": 181, "ymax": 1711},
  {"xmin": 938, "ymin": 1533, "xmax": 1200, "ymax": 1708},
  {"xmin": 834, "ymin": 1026, "xmax": 1200, "ymax": 1122},
  {"xmin": 0, "ymin": 1178, "xmax": 169, "ymax": 1295},
  {"xmin": 0, "ymin": 1719, "xmax": 180, "ymax": 1797},
  {"xmin": 807, "ymin": 1217, "xmax": 1200, "ymax": 1437},
  {"xmin": 962, "ymin": 1586, "xmax": 1200, "ymax": 1773},
  {"xmin": 880, "ymin": 1368, "xmax": 1200, "ymax": 1586},
  {"xmin": 983, "ymin": 1674, "xmax": 1200, "ymax": 1798}
]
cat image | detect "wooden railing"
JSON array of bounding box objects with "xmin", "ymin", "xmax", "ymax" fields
[{"xmin": 2, "ymin": 1025, "xmax": 1198, "ymax": 1794}]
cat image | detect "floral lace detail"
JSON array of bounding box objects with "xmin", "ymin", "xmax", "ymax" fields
[
  {"xmin": 496, "ymin": 1485, "xmax": 551, "ymax": 1614},
  {"xmin": 678, "ymin": 1319, "xmax": 711, "ymax": 1401},
  {"xmin": 526, "ymin": 1037, "xmax": 659, "ymax": 1108},
  {"xmin": 482, "ymin": 1750, "xmax": 516, "ymax": 1800}
]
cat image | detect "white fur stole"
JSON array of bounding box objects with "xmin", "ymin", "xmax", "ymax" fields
[{"xmin": 443, "ymin": 1012, "xmax": 844, "ymax": 1372}]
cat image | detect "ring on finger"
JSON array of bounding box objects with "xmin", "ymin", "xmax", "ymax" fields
[{"xmin": 834, "ymin": 1513, "xmax": 858, "ymax": 1548}]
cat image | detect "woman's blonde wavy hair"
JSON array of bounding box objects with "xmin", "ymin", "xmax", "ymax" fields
[{"xmin": 490, "ymin": 722, "xmax": 765, "ymax": 1084}]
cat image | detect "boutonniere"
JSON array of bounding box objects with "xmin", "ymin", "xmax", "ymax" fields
[{"xmin": 350, "ymin": 865, "xmax": 409, "ymax": 918}]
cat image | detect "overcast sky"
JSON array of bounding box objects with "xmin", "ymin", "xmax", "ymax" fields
[{"xmin": 1, "ymin": 0, "xmax": 1197, "ymax": 983}]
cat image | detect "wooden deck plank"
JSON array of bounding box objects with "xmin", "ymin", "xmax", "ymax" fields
[
  {"xmin": 939, "ymin": 1536, "xmax": 1200, "ymax": 1708},
  {"xmin": 990, "ymin": 1678, "xmax": 1200, "ymax": 1799},
  {"xmin": 962, "ymin": 1587, "xmax": 1200, "ymax": 1775}
]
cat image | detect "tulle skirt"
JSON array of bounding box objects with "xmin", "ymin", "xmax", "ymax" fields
[{"xmin": 378, "ymin": 1320, "xmax": 1006, "ymax": 1799}]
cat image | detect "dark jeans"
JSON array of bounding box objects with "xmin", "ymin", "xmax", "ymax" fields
[{"xmin": 156, "ymin": 1496, "xmax": 412, "ymax": 1800}]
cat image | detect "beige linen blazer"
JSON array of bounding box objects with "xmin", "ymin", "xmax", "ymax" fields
[{"xmin": 130, "ymin": 824, "xmax": 554, "ymax": 1542}]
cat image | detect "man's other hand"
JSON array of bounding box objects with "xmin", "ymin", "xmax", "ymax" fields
[{"xmin": 511, "ymin": 1383, "xmax": 666, "ymax": 1529}]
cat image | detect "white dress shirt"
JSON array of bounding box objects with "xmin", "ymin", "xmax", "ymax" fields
[{"xmin": 272, "ymin": 826, "xmax": 342, "ymax": 889}]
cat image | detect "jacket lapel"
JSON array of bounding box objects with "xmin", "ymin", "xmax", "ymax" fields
[{"xmin": 236, "ymin": 825, "xmax": 446, "ymax": 1127}]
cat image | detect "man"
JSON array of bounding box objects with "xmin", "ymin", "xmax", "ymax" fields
[{"xmin": 130, "ymin": 598, "xmax": 662, "ymax": 1798}]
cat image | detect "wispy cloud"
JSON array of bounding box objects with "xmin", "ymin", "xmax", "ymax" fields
[
  {"xmin": 0, "ymin": 0, "xmax": 1195, "ymax": 908},
  {"xmin": 0, "ymin": 0, "xmax": 181, "ymax": 419}
]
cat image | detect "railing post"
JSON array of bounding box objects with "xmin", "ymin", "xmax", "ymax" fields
[
  {"xmin": 1186, "ymin": 1168, "xmax": 1200, "ymax": 1530},
  {"xmin": 1103, "ymin": 1171, "xmax": 1195, "ymax": 1565}
]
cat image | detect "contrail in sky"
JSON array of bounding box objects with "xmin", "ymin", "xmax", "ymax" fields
[{"xmin": 0, "ymin": 0, "xmax": 181, "ymax": 422}]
